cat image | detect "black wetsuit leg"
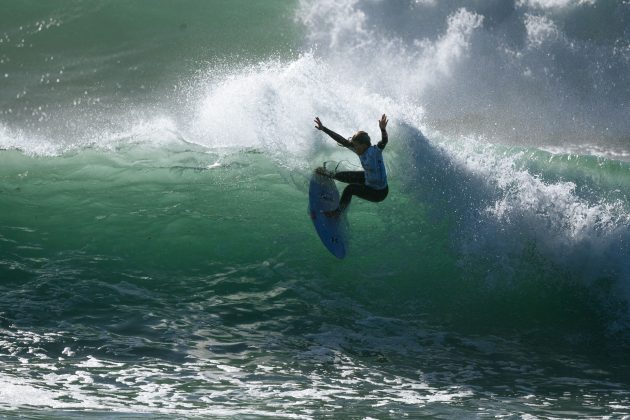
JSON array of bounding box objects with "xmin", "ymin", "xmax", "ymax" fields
[
  {"xmin": 334, "ymin": 171, "xmax": 365, "ymax": 184},
  {"xmin": 333, "ymin": 171, "xmax": 389, "ymax": 211}
]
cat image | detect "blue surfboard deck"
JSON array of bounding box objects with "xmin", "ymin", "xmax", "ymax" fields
[{"xmin": 308, "ymin": 173, "xmax": 348, "ymax": 259}]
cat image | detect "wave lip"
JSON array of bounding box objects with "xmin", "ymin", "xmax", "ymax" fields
[
  {"xmin": 0, "ymin": 124, "xmax": 62, "ymax": 157},
  {"xmin": 0, "ymin": 117, "xmax": 184, "ymax": 157}
]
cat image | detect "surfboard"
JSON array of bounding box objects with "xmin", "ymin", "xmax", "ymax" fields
[{"xmin": 308, "ymin": 172, "xmax": 348, "ymax": 259}]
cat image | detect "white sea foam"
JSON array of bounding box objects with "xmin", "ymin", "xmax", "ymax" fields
[
  {"xmin": 517, "ymin": 0, "xmax": 597, "ymax": 9},
  {"xmin": 190, "ymin": 53, "xmax": 422, "ymax": 170},
  {"xmin": 524, "ymin": 14, "xmax": 560, "ymax": 47},
  {"xmin": 295, "ymin": 0, "xmax": 630, "ymax": 144},
  {"xmin": 435, "ymin": 134, "xmax": 630, "ymax": 296},
  {"xmin": 0, "ymin": 124, "xmax": 62, "ymax": 156},
  {"xmin": 0, "ymin": 117, "xmax": 183, "ymax": 157}
]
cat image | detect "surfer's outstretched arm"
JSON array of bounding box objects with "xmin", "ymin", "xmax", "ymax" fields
[
  {"xmin": 377, "ymin": 114, "xmax": 388, "ymax": 150},
  {"xmin": 314, "ymin": 117, "xmax": 353, "ymax": 148}
]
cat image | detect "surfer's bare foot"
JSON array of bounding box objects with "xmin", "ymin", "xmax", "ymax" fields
[
  {"xmin": 323, "ymin": 208, "xmax": 342, "ymax": 218},
  {"xmin": 315, "ymin": 167, "xmax": 335, "ymax": 178}
]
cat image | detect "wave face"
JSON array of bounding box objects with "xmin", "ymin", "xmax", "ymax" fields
[{"xmin": 2, "ymin": 0, "xmax": 630, "ymax": 417}]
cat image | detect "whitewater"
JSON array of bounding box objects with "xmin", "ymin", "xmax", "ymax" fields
[{"xmin": 1, "ymin": 0, "xmax": 630, "ymax": 417}]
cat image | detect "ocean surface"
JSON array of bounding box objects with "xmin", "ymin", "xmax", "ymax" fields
[{"xmin": 1, "ymin": 0, "xmax": 630, "ymax": 417}]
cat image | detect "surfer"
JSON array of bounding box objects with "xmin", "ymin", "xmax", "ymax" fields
[{"xmin": 314, "ymin": 114, "xmax": 389, "ymax": 217}]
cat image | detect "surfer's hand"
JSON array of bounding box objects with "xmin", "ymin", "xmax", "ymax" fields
[
  {"xmin": 379, "ymin": 114, "xmax": 388, "ymax": 130},
  {"xmin": 314, "ymin": 117, "xmax": 324, "ymax": 130}
]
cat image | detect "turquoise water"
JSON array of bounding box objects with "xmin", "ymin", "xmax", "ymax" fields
[{"xmin": 2, "ymin": 0, "xmax": 630, "ymax": 417}]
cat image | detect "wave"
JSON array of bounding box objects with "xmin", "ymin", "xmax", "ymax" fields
[
  {"xmin": 4, "ymin": 2, "xmax": 630, "ymax": 416},
  {"xmin": 2, "ymin": 0, "xmax": 630, "ymax": 339},
  {"xmin": 3, "ymin": 131, "xmax": 630, "ymax": 338}
]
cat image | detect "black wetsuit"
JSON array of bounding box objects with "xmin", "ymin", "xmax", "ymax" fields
[{"xmin": 334, "ymin": 170, "xmax": 388, "ymax": 211}]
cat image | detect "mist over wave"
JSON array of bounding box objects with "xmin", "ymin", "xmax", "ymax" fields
[
  {"xmin": 3, "ymin": 1, "xmax": 628, "ymax": 151},
  {"xmin": 298, "ymin": 0, "xmax": 630, "ymax": 146}
]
